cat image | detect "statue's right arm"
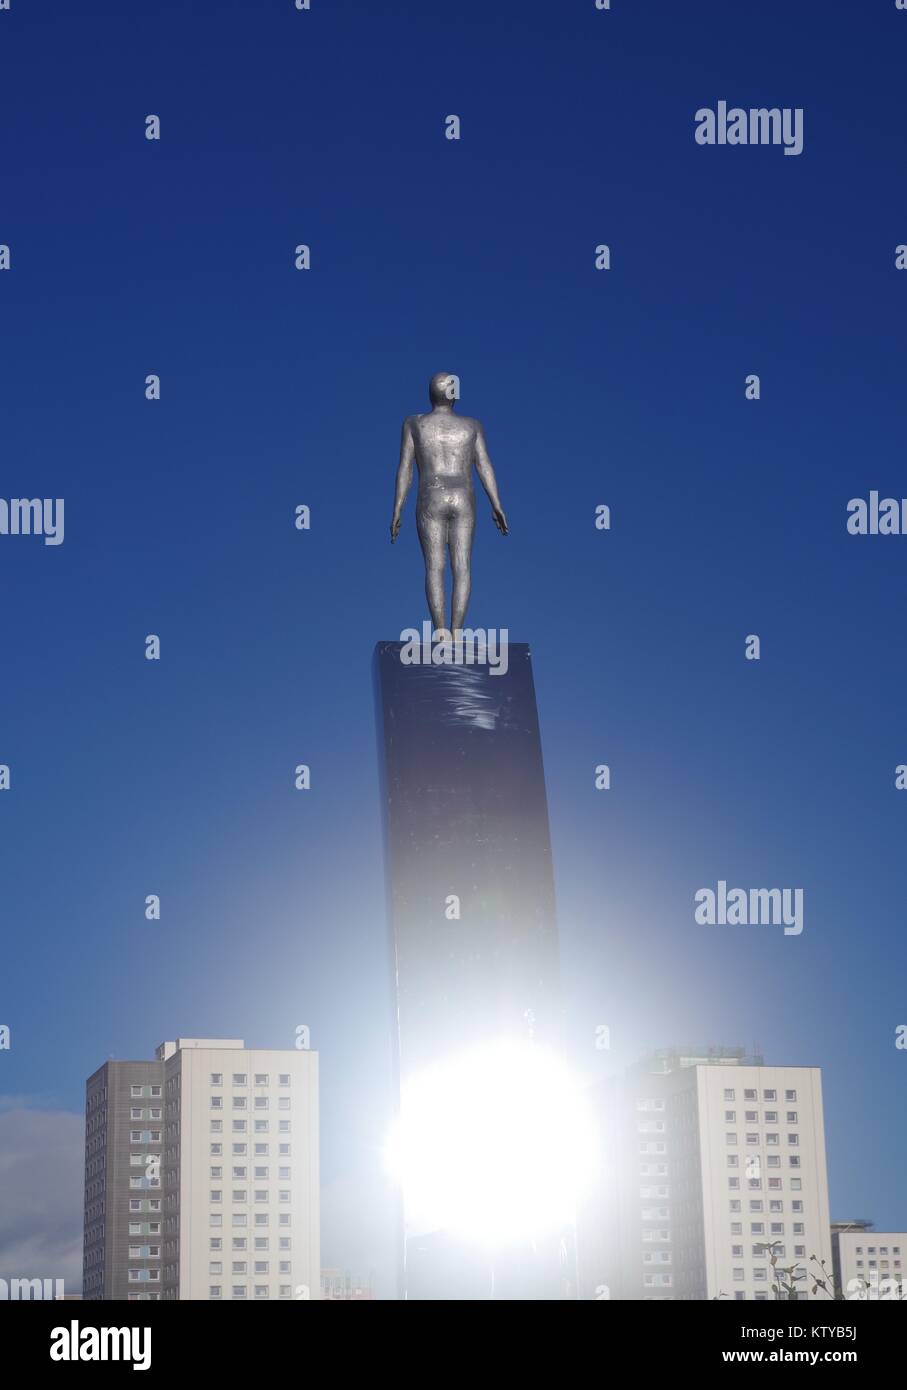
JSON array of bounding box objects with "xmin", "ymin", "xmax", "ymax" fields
[{"xmin": 391, "ymin": 417, "xmax": 415, "ymax": 542}]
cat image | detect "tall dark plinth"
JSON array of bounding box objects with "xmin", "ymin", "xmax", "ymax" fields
[{"xmin": 373, "ymin": 641, "xmax": 570, "ymax": 1299}]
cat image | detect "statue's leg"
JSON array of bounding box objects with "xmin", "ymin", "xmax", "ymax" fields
[
  {"xmin": 416, "ymin": 501, "xmax": 447, "ymax": 634},
  {"xmin": 449, "ymin": 501, "xmax": 475, "ymax": 634}
]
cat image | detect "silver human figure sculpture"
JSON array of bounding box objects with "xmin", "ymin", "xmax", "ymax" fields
[{"xmin": 390, "ymin": 373, "xmax": 508, "ymax": 635}]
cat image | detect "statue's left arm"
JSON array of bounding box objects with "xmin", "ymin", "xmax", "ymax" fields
[{"xmin": 474, "ymin": 423, "xmax": 508, "ymax": 535}]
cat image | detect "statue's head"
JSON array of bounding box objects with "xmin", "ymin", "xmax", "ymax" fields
[{"xmin": 429, "ymin": 372, "xmax": 458, "ymax": 407}]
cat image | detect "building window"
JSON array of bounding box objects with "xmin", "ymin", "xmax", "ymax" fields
[
  {"xmin": 233, "ymin": 1074, "xmax": 247, "ymax": 1087},
  {"xmin": 211, "ymin": 1097, "xmax": 223, "ymax": 1111},
  {"xmin": 210, "ymin": 1074, "xmax": 222, "ymax": 1086},
  {"xmin": 785, "ymin": 1090, "xmax": 797, "ymax": 1102},
  {"xmin": 279, "ymin": 1075, "xmax": 290, "ymax": 1086},
  {"xmin": 254, "ymin": 1074, "xmax": 269, "ymax": 1086}
]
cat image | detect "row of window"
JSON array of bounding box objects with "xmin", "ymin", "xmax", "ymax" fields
[
  {"xmin": 210, "ymin": 1120, "xmax": 292, "ymax": 1134},
  {"xmin": 209, "ymin": 1190, "xmax": 292, "ymax": 1203},
  {"xmin": 210, "ymin": 1143, "xmax": 291, "ymax": 1157},
  {"xmin": 728, "ymin": 1165, "xmax": 802, "ymax": 1188},
  {"xmin": 210, "ymin": 1073, "xmax": 292, "ymax": 1087},
  {"xmin": 853, "ymin": 1245, "xmax": 901, "ymax": 1255},
  {"xmin": 209, "ymin": 1167, "xmax": 292, "ymax": 1180},
  {"xmin": 209, "ymin": 1213, "xmax": 292, "ymax": 1229},
  {"xmin": 210, "ymin": 1285, "xmax": 295, "ymax": 1298},
  {"xmin": 210, "ymin": 1237, "xmax": 292, "ymax": 1250},
  {"xmin": 725, "ymin": 1111, "xmax": 797, "ymax": 1124},
  {"xmin": 726, "ymin": 1133, "xmax": 799, "ymax": 1145},
  {"xmin": 210, "ymin": 1097, "xmax": 292, "ymax": 1111},
  {"xmin": 209, "ymin": 1214, "xmax": 292, "ymax": 1231},
  {"xmin": 208, "ymin": 1262, "xmax": 291, "ymax": 1274},
  {"xmin": 731, "ymin": 1196, "xmax": 804, "ymax": 1212},
  {"xmin": 723, "ymin": 1089, "xmax": 797, "ymax": 1103},
  {"xmin": 732, "ymin": 1243, "xmax": 807, "ymax": 1257}
]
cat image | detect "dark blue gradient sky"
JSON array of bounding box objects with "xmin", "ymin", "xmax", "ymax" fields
[{"xmin": 1, "ymin": 0, "xmax": 906, "ymax": 1281}]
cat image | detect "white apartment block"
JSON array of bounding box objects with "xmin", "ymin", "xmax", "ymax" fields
[
  {"xmin": 833, "ymin": 1226, "xmax": 905, "ymax": 1299},
  {"xmin": 696, "ymin": 1059, "xmax": 831, "ymax": 1300},
  {"xmin": 84, "ymin": 1038, "xmax": 319, "ymax": 1300},
  {"xmin": 586, "ymin": 1048, "xmax": 833, "ymax": 1300}
]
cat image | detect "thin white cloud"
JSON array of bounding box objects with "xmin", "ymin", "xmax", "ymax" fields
[{"xmin": 0, "ymin": 1106, "xmax": 83, "ymax": 1296}]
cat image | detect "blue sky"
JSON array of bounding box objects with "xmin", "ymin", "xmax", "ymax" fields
[{"xmin": 1, "ymin": 0, "xmax": 906, "ymax": 1289}]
